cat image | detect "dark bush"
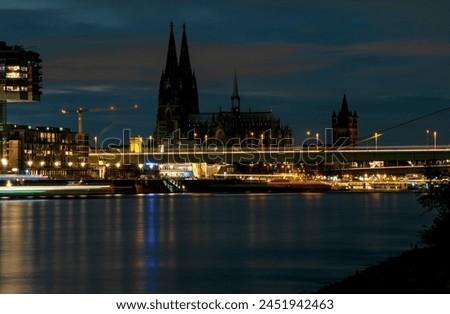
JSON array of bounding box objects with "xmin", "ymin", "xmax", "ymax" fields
[{"xmin": 418, "ymin": 184, "xmax": 450, "ymax": 248}]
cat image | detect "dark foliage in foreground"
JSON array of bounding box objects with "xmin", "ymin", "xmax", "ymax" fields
[
  {"xmin": 317, "ymin": 247, "xmax": 450, "ymax": 293},
  {"xmin": 418, "ymin": 183, "xmax": 450, "ymax": 249},
  {"xmin": 317, "ymin": 185, "xmax": 450, "ymax": 293}
]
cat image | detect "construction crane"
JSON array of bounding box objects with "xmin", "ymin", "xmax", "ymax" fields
[{"xmin": 60, "ymin": 104, "xmax": 139, "ymax": 134}]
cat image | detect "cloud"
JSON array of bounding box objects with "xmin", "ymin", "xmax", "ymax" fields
[
  {"xmin": 192, "ymin": 42, "xmax": 328, "ymax": 80},
  {"xmin": 347, "ymin": 40, "xmax": 450, "ymax": 57},
  {"xmin": 76, "ymin": 85, "xmax": 115, "ymax": 93}
]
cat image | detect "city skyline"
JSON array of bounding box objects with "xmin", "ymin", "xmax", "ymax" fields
[{"xmin": 2, "ymin": 0, "xmax": 450, "ymax": 146}]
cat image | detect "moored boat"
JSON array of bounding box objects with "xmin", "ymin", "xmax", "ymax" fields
[
  {"xmin": 182, "ymin": 178, "xmax": 331, "ymax": 193},
  {"xmin": 0, "ymin": 175, "xmax": 112, "ymax": 197}
]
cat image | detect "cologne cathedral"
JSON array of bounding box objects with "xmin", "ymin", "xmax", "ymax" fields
[
  {"xmin": 155, "ymin": 23, "xmax": 199, "ymax": 142},
  {"xmin": 154, "ymin": 23, "xmax": 292, "ymax": 147}
]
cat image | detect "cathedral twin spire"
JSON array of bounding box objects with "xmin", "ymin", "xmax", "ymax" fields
[
  {"xmin": 164, "ymin": 22, "xmax": 178, "ymax": 78},
  {"xmin": 156, "ymin": 23, "xmax": 199, "ymax": 141},
  {"xmin": 164, "ymin": 22, "xmax": 193, "ymax": 81}
]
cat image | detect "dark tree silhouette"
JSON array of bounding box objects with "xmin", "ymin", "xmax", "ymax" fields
[{"xmin": 418, "ymin": 183, "xmax": 450, "ymax": 248}]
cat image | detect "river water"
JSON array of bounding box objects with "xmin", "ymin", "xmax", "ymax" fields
[{"xmin": 0, "ymin": 192, "xmax": 433, "ymax": 293}]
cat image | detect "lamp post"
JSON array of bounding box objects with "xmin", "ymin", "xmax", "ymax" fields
[
  {"xmin": 426, "ymin": 129, "xmax": 430, "ymax": 147},
  {"xmin": 1, "ymin": 158, "xmax": 8, "ymax": 174},
  {"xmin": 306, "ymin": 131, "xmax": 311, "ymax": 146},
  {"xmin": 94, "ymin": 136, "xmax": 98, "ymax": 154},
  {"xmin": 375, "ymin": 132, "xmax": 378, "ymax": 150},
  {"xmin": 148, "ymin": 135, "xmax": 153, "ymax": 148},
  {"xmin": 315, "ymin": 133, "xmax": 319, "ymax": 147},
  {"xmin": 27, "ymin": 160, "xmax": 33, "ymax": 175},
  {"xmin": 433, "ymin": 131, "xmax": 437, "ymax": 150}
]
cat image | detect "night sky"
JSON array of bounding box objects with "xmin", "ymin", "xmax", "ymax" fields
[{"xmin": 2, "ymin": 0, "xmax": 450, "ymax": 146}]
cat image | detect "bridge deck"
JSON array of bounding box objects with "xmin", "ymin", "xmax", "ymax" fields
[{"xmin": 90, "ymin": 146, "xmax": 450, "ymax": 165}]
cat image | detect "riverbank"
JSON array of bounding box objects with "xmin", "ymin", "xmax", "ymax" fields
[{"xmin": 317, "ymin": 246, "xmax": 450, "ymax": 293}]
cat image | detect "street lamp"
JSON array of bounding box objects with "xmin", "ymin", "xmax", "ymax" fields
[
  {"xmin": 316, "ymin": 133, "xmax": 319, "ymax": 147},
  {"xmin": 94, "ymin": 136, "xmax": 98, "ymax": 153},
  {"xmin": 375, "ymin": 132, "xmax": 379, "ymax": 150},
  {"xmin": 27, "ymin": 160, "xmax": 33, "ymax": 174},
  {"xmin": 1, "ymin": 158, "xmax": 8, "ymax": 173},
  {"xmin": 426, "ymin": 129, "xmax": 430, "ymax": 147},
  {"xmin": 433, "ymin": 131, "xmax": 437, "ymax": 149}
]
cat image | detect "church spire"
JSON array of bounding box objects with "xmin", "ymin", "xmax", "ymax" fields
[
  {"xmin": 164, "ymin": 22, "xmax": 178, "ymax": 78},
  {"xmin": 231, "ymin": 70, "xmax": 241, "ymax": 113},
  {"xmin": 340, "ymin": 94, "xmax": 349, "ymax": 114},
  {"xmin": 179, "ymin": 23, "xmax": 192, "ymax": 79}
]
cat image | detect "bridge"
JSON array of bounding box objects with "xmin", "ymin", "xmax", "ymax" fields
[{"xmin": 90, "ymin": 146, "xmax": 450, "ymax": 166}]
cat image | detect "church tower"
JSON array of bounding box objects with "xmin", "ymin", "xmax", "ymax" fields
[
  {"xmin": 179, "ymin": 24, "xmax": 199, "ymax": 118},
  {"xmin": 332, "ymin": 94, "xmax": 358, "ymax": 147},
  {"xmin": 231, "ymin": 71, "xmax": 240, "ymax": 114},
  {"xmin": 155, "ymin": 23, "xmax": 199, "ymax": 143}
]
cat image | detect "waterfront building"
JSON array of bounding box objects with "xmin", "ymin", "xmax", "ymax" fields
[
  {"xmin": 332, "ymin": 94, "xmax": 358, "ymax": 147},
  {"xmin": 129, "ymin": 136, "xmax": 144, "ymax": 153},
  {"xmin": 0, "ymin": 42, "xmax": 42, "ymax": 157},
  {"xmin": 154, "ymin": 23, "xmax": 292, "ymax": 147},
  {"xmin": 4, "ymin": 124, "xmax": 89, "ymax": 178},
  {"xmin": 0, "ymin": 41, "xmax": 41, "ymax": 102}
]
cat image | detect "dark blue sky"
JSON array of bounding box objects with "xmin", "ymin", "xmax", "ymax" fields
[{"xmin": 2, "ymin": 0, "xmax": 450, "ymax": 146}]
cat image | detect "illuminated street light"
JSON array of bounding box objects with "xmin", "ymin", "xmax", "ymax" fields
[
  {"xmin": 426, "ymin": 129, "xmax": 430, "ymax": 147},
  {"xmin": 434, "ymin": 131, "xmax": 437, "ymax": 149},
  {"xmin": 94, "ymin": 136, "xmax": 98, "ymax": 153},
  {"xmin": 316, "ymin": 133, "xmax": 319, "ymax": 147},
  {"xmin": 1, "ymin": 158, "xmax": 8, "ymax": 173},
  {"xmin": 375, "ymin": 132, "xmax": 379, "ymax": 150}
]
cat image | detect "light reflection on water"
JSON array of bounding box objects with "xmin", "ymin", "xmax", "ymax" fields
[{"xmin": 0, "ymin": 192, "xmax": 432, "ymax": 293}]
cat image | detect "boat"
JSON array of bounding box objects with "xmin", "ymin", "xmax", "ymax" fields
[
  {"xmin": 181, "ymin": 178, "xmax": 331, "ymax": 193},
  {"xmin": 0, "ymin": 175, "xmax": 112, "ymax": 197}
]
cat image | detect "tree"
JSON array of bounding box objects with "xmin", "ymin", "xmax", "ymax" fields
[{"xmin": 418, "ymin": 183, "xmax": 450, "ymax": 248}]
